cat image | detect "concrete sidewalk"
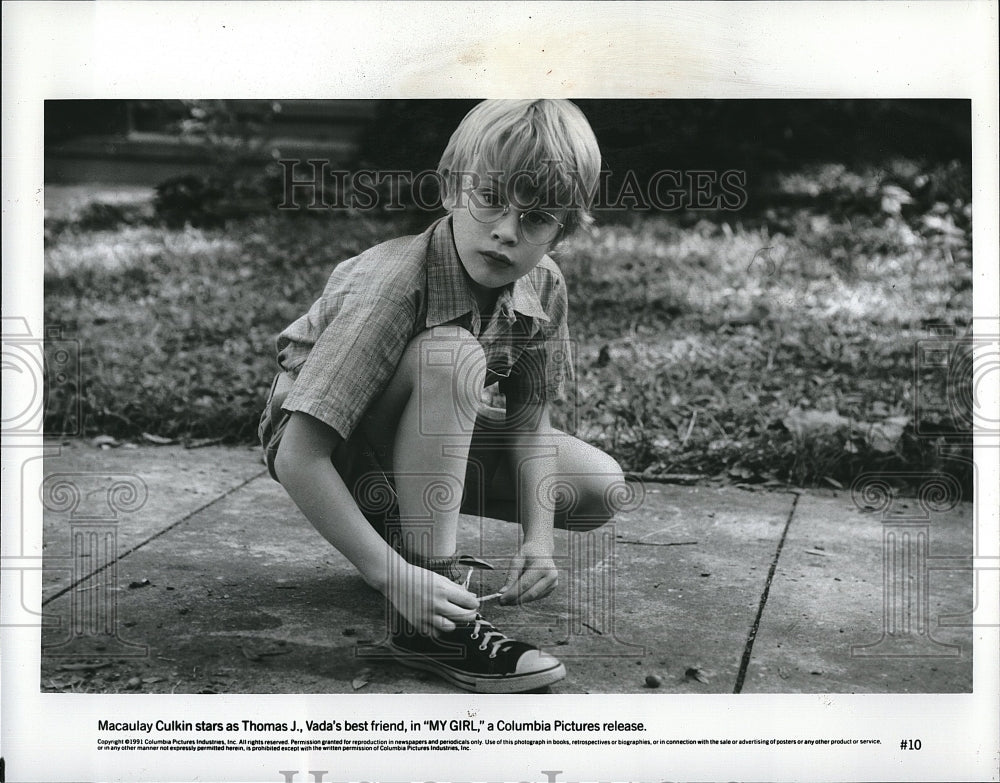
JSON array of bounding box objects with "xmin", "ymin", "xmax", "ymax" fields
[{"xmin": 39, "ymin": 442, "xmax": 973, "ymax": 694}]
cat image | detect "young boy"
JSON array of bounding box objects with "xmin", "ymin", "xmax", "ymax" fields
[{"xmin": 260, "ymin": 99, "xmax": 624, "ymax": 693}]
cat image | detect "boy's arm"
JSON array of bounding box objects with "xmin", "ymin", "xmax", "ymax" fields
[
  {"xmin": 274, "ymin": 412, "xmax": 478, "ymax": 634},
  {"xmin": 499, "ymin": 399, "xmax": 560, "ymax": 605}
]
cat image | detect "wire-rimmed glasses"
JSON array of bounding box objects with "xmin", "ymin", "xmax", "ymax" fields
[{"xmin": 467, "ymin": 189, "xmax": 565, "ymax": 245}]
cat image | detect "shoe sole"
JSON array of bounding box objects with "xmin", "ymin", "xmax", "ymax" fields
[{"xmin": 385, "ymin": 641, "xmax": 566, "ymax": 694}]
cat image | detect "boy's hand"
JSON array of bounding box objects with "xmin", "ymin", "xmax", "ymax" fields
[
  {"xmin": 386, "ymin": 564, "xmax": 479, "ymax": 635},
  {"xmin": 499, "ymin": 541, "xmax": 558, "ymax": 605}
]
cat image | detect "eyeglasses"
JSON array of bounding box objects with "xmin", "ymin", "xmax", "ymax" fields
[{"xmin": 467, "ymin": 189, "xmax": 564, "ymax": 246}]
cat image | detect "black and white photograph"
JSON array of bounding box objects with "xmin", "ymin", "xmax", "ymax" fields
[
  {"xmin": 3, "ymin": 3, "xmax": 998, "ymax": 783},
  {"xmin": 36, "ymin": 95, "xmax": 978, "ymax": 696}
]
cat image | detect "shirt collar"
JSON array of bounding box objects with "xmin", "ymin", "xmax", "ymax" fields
[{"xmin": 424, "ymin": 215, "xmax": 551, "ymax": 328}]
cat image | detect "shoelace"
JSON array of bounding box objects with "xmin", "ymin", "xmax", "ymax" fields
[
  {"xmin": 463, "ymin": 566, "xmax": 503, "ymax": 603},
  {"xmin": 466, "ymin": 617, "xmax": 513, "ymax": 659},
  {"xmin": 455, "ymin": 568, "xmax": 514, "ymax": 657}
]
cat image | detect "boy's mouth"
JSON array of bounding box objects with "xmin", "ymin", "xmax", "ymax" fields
[{"xmin": 481, "ymin": 250, "xmax": 513, "ymax": 266}]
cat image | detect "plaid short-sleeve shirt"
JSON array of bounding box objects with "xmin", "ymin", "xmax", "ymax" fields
[{"xmin": 275, "ymin": 215, "xmax": 574, "ymax": 440}]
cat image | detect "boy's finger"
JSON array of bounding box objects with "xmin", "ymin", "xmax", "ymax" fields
[
  {"xmin": 501, "ymin": 556, "xmax": 525, "ymax": 593},
  {"xmin": 441, "ymin": 599, "xmax": 478, "ymax": 620},
  {"xmin": 515, "ymin": 571, "xmax": 557, "ymax": 604},
  {"xmin": 500, "ymin": 570, "xmax": 526, "ymax": 596},
  {"xmin": 513, "ymin": 579, "xmax": 543, "ymax": 604},
  {"xmin": 447, "ymin": 588, "xmax": 480, "ymax": 610},
  {"xmin": 520, "ymin": 579, "xmax": 555, "ymax": 604},
  {"xmin": 499, "ymin": 572, "xmax": 536, "ymax": 605},
  {"xmin": 439, "ymin": 578, "xmax": 480, "ymax": 608}
]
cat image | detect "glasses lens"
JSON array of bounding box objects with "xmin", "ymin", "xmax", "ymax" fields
[
  {"xmin": 521, "ymin": 211, "xmax": 561, "ymax": 245},
  {"xmin": 468, "ymin": 189, "xmax": 505, "ymax": 224},
  {"xmin": 466, "ymin": 189, "xmax": 562, "ymax": 244}
]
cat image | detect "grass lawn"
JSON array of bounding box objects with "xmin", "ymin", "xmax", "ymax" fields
[{"xmin": 43, "ymin": 160, "xmax": 973, "ymax": 492}]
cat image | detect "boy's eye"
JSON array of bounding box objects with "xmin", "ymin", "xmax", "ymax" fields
[
  {"xmin": 478, "ymin": 190, "xmax": 502, "ymax": 207},
  {"xmin": 523, "ymin": 210, "xmax": 552, "ymax": 227}
]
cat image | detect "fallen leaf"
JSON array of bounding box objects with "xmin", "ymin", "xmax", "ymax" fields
[
  {"xmin": 782, "ymin": 408, "xmax": 849, "ymax": 438},
  {"xmin": 735, "ymin": 483, "xmax": 762, "ymax": 492},
  {"xmin": 652, "ymin": 436, "xmax": 673, "ymax": 451},
  {"xmin": 90, "ymin": 434, "xmax": 120, "ymax": 448},
  {"xmin": 880, "ymin": 185, "xmax": 913, "ymax": 216},
  {"xmin": 921, "ymin": 213, "xmax": 965, "ymax": 237},
  {"xmin": 352, "ymin": 668, "xmax": 373, "ymax": 690},
  {"xmin": 685, "ymin": 667, "xmax": 710, "ymax": 684},
  {"xmin": 142, "ymin": 432, "xmax": 176, "ymax": 445},
  {"xmin": 863, "ymin": 416, "xmax": 909, "ymax": 453},
  {"xmin": 240, "ymin": 640, "xmax": 290, "ymax": 661},
  {"xmin": 185, "ymin": 437, "xmax": 224, "ymax": 449},
  {"xmin": 57, "ymin": 661, "xmax": 112, "ymax": 672}
]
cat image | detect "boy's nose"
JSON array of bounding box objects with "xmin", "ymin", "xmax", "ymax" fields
[{"xmin": 490, "ymin": 210, "xmax": 520, "ymax": 244}]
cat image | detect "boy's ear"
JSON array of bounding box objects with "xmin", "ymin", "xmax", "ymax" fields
[
  {"xmin": 439, "ymin": 169, "xmax": 483, "ymax": 213},
  {"xmin": 440, "ymin": 186, "xmax": 458, "ymax": 212},
  {"xmin": 438, "ymin": 169, "xmax": 465, "ymax": 211}
]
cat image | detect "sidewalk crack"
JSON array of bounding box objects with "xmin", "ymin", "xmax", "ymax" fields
[
  {"xmin": 42, "ymin": 468, "xmax": 269, "ymax": 606},
  {"xmin": 732, "ymin": 491, "xmax": 800, "ymax": 693}
]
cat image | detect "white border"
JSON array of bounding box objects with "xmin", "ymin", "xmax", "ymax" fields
[{"xmin": 3, "ymin": 2, "xmax": 998, "ymax": 782}]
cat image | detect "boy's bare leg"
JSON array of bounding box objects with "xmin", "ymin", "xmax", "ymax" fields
[
  {"xmin": 361, "ymin": 326, "xmax": 487, "ymax": 561},
  {"xmin": 273, "ymin": 411, "xmax": 479, "ymax": 636},
  {"xmin": 358, "ymin": 328, "xmax": 567, "ymax": 692},
  {"xmin": 467, "ymin": 418, "xmax": 626, "ymax": 532}
]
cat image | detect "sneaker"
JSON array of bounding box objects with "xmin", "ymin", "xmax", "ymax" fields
[{"xmin": 387, "ymin": 614, "xmax": 566, "ymax": 694}]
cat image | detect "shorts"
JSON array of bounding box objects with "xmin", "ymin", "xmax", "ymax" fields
[{"xmin": 258, "ymin": 372, "xmax": 507, "ymax": 541}]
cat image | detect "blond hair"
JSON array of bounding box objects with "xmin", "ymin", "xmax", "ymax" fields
[{"xmin": 437, "ymin": 100, "xmax": 602, "ymax": 238}]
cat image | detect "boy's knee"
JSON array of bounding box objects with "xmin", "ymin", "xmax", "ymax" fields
[
  {"xmin": 555, "ymin": 451, "xmax": 629, "ymax": 531},
  {"xmin": 581, "ymin": 457, "xmax": 627, "ymax": 529}
]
